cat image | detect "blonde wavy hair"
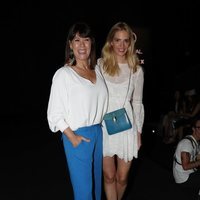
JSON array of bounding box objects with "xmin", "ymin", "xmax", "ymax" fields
[{"xmin": 101, "ymin": 22, "xmax": 139, "ymax": 76}]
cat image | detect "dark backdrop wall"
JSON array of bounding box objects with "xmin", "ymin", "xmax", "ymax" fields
[{"xmin": 1, "ymin": 1, "xmax": 200, "ymax": 123}]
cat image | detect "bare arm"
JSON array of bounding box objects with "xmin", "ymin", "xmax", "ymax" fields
[{"xmin": 181, "ymin": 151, "xmax": 200, "ymax": 170}]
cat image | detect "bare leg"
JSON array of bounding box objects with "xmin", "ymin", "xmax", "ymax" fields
[
  {"xmin": 116, "ymin": 157, "xmax": 132, "ymax": 200},
  {"xmin": 103, "ymin": 156, "xmax": 117, "ymax": 200}
]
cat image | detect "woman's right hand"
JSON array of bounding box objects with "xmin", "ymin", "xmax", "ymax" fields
[
  {"xmin": 63, "ymin": 127, "xmax": 90, "ymax": 147},
  {"xmin": 70, "ymin": 134, "xmax": 90, "ymax": 147}
]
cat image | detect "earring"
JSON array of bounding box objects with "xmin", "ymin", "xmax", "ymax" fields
[
  {"xmin": 69, "ymin": 49, "xmax": 75, "ymax": 65},
  {"xmin": 70, "ymin": 49, "xmax": 74, "ymax": 57}
]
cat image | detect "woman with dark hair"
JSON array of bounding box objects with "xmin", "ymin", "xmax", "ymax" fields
[{"xmin": 47, "ymin": 22, "xmax": 108, "ymax": 200}]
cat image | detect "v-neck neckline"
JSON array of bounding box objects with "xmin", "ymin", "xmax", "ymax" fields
[{"xmin": 69, "ymin": 67, "xmax": 97, "ymax": 84}]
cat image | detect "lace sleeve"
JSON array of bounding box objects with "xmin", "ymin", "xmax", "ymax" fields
[{"xmin": 132, "ymin": 67, "xmax": 144, "ymax": 133}]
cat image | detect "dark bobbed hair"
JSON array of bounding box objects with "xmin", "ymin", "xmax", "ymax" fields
[{"xmin": 65, "ymin": 22, "xmax": 96, "ymax": 70}]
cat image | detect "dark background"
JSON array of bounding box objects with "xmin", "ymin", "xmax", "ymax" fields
[
  {"xmin": 1, "ymin": 1, "xmax": 200, "ymax": 200},
  {"xmin": 1, "ymin": 1, "xmax": 200, "ymax": 123}
]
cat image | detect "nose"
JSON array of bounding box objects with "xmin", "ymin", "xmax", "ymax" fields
[
  {"xmin": 119, "ymin": 41, "xmax": 126, "ymax": 48},
  {"xmin": 119, "ymin": 41, "xmax": 124, "ymax": 47},
  {"xmin": 80, "ymin": 41, "xmax": 85, "ymax": 46}
]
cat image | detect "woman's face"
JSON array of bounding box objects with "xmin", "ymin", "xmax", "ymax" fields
[
  {"xmin": 70, "ymin": 33, "xmax": 91, "ymax": 62},
  {"xmin": 111, "ymin": 30, "xmax": 130, "ymax": 59}
]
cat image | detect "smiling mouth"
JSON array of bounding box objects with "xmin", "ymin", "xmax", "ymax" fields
[{"xmin": 78, "ymin": 50, "xmax": 87, "ymax": 54}]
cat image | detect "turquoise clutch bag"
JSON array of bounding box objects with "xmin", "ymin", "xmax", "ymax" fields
[{"xmin": 103, "ymin": 108, "xmax": 132, "ymax": 135}]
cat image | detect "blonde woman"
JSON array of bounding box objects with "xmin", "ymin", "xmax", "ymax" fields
[{"xmin": 98, "ymin": 22, "xmax": 144, "ymax": 200}]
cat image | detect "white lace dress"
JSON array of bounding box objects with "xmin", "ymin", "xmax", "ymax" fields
[{"xmin": 99, "ymin": 62, "xmax": 145, "ymax": 162}]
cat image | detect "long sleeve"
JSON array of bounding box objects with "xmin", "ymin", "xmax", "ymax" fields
[
  {"xmin": 47, "ymin": 69, "xmax": 70, "ymax": 133},
  {"xmin": 131, "ymin": 67, "xmax": 144, "ymax": 133},
  {"xmin": 47, "ymin": 66, "xmax": 108, "ymax": 133}
]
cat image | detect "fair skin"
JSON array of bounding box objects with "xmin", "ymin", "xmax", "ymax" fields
[
  {"xmin": 103, "ymin": 30, "xmax": 142, "ymax": 200},
  {"xmin": 181, "ymin": 120, "xmax": 200, "ymax": 170},
  {"xmin": 63, "ymin": 33, "xmax": 97, "ymax": 147}
]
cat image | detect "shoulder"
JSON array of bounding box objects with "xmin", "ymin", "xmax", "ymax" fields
[
  {"xmin": 95, "ymin": 63, "xmax": 100, "ymax": 71},
  {"xmin": 178, "ymin": 136, "xmax": 194, "ymax": 149},
  {"xmin": 97, "ymin": 58, "xmax": 104, "ymax": 67},
  {"xmin": 52, "ymin": 65, "xmax": 71, "ymax": 82},
  {"xmin": 97, "ymin": 58, "xmax": 104, "ymax": 73},
  {"xmin": 183, "ymin": 136, "xmax": 193, "ymax": 143},
  {"xmin": 133, "ymin": 65, "xmax": 144, "ymax": 77}
]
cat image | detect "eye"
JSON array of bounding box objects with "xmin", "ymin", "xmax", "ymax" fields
[
  {"xmin": 124, "ymin": 39, "xmax": 129, "ymax": 43},
  {"xmin": 113, "ymin": 38, "xmax": 120, "ymax": 42}
]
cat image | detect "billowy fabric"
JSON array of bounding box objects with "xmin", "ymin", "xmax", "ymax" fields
[
  {"xmin": 98, "ymin": 59, "xmax": 144, "ymax": 162},
  {"xmin": 47, "ymin": 64, "xmax": 108, "ymax": 132}
]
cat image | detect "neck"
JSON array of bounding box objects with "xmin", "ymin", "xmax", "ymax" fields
[
  {"xmin": 116, "ymin": 55, "xmax": 126, "ymax": 64},
  {"xmin": 75, "ymin": 61, "xmax": 90, "ymax": 70},
  {"xmin": 193, "ymin": 133, "xmax": 200, "ymax": 142},
  {"xmin": 76, "ymin": 65, "xmax": 89, "ymax": 70}
]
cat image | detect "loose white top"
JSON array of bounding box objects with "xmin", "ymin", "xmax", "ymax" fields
[
  {"xmin": 47, "ymin": 64, "xmax": 108, "ymax": 132},
  {"xmin": 98, "ymin": 59, "xmax": 145, "ymax": 161}
]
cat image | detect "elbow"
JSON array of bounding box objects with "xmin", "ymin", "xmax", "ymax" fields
[
  {"xmin": 182, "ymin": 164, "xmax": 190, "ymax": 171},
  {"xmin": 182, "ymin": 165, "xmax": 188, "ymax": 170}
]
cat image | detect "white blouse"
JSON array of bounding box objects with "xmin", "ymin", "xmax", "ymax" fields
[
  {"xmin": 47, "ymin": 64, "xmax": 108, "ymax": 132},
  {"xmin": 98, "ymin": 60, "xmax": 145, "ymax": 161}
]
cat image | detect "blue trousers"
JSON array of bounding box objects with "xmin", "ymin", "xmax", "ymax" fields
[{"xmin": 62, "ymin": 124, "xmax": 102, "ymax": 200}]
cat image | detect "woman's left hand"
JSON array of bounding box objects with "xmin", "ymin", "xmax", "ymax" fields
[{"xmin": 137, "ymin": 132, "xmax": 142, "ymax": 150}]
